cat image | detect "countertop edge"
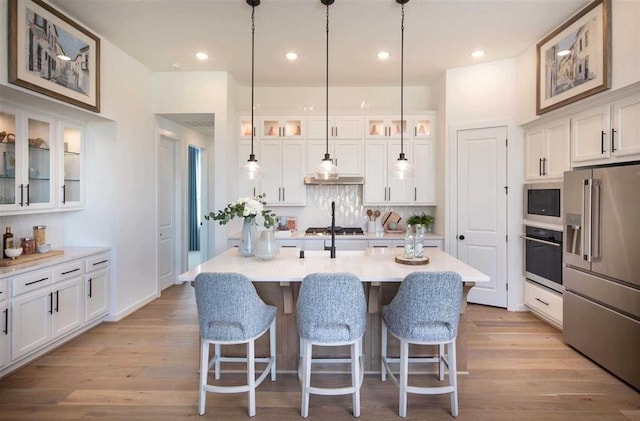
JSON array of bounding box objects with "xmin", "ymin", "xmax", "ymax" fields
[{"xmin": 0, "ymin": 246, "xmax": 112, "ymax": 278}]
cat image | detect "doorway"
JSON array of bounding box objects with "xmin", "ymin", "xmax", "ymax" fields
[
  {"xmin": 188, "ymin": 145, "xmax": 206, "ymax": 269},
  {"xmin": 158, "ymin": 135, "xmax": 177, "ymax": 291},
  {"xmin": 453, "ymin": 126, "xmax": 508, "ymax": 308}
]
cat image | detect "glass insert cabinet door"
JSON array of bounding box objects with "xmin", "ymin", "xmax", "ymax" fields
[
  {"xmin": 27, "ymin": 116, "xmax": 53, "ymax": 207},
  {"xmin": 60, "ymin": 122, "xmax": 83, "ymax": 206},
  {"xmin": 0, "ymin": 109, "xmax": 17, "ymax": 207}
]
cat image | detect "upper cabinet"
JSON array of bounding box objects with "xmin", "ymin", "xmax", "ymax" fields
[
  {"xmin": 411, "ymin": 115, "xmax": 435, "ymax": 139},
  {"xmin": 306, "ymin": 115, "xmax": 363, "ymax": 176},
  {"xmin": 571, "ymin": 93, "xmax": 640, "ymax": 167},
  {"xmin": 524, "ymin": 118, "xmax": 570, "ymax": 181},
  {"xmin": 0, "ymin": 102, "xmax": 84, "ymax": 215},
  {"xmin": 365, "ymin": 116, "xmax": 409, "ymax": 139},
  {"xmin": 412, "ymin": 139, "xmax": 436, "ymax": 205},
  {"xmin": 59, "ymin": 121, "xmax": 85, "ymax": 209},
  {"xmin": 260, "ymin": 116, "xmax": 305, "ymax": 140}
]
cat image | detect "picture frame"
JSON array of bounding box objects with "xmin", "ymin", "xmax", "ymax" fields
[
  {"xmin": 8, "ymin": 0, "xmax": 100, "ymax": 112},
  {"xmin": 536, "ymin": 0, "xmax": 611, "ymax": 115}
]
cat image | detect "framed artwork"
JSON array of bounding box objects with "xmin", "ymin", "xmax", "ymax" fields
[
  {"xmin": 536, "ymin": 0, "xmax": 611, "ymax": 115},
  {"xmin": 8, "ymin": 0, "xmax": 101, "ymax": 112}
]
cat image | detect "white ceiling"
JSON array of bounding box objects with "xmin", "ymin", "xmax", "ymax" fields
[{"xmin": 49, "ymin": 0, "xmax": 591, "ymax": 87}]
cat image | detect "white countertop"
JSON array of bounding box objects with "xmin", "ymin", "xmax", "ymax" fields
[
  {"xmin": 0, "ymin": 247, "xmax": 111, "ymax": 278},
  {"xmin": 229, "ymin": 231, "xmax": 444, "ymax": 241},
  {"xmin": 178, "ymin": 247, "xmax": 488, "ymax": 284}
]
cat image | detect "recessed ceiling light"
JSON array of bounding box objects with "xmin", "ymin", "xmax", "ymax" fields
[
  {"xmin": 195, "ymin": 52, "xmax": 209, "ymax": 60},
  {"xmin": 285, "ymin": 52, "xmax": 298, "ymax": 61},
  {"xmin": 557, "ymin": 49, "xmax": 571, "ymax": 57},
  {"xmin": 170, "ymin": 62, "xmax": 181, "ymax": 69},
  {"xmin": 471, "ymin": 50, "xmax": 485, "ymax": 58},
  {"xmin": 377, "ymin": 51, "xmax": 390, "ymax": 60}
]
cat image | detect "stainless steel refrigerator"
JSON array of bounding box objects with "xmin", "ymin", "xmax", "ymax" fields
[{"xmin": 563, "ymin": 163, "xmax": 640, "ymax": 390}]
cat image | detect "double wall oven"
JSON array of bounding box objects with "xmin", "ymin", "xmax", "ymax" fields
[{"xmin": 523, "ymin": 182, "xmax": 563, "ymax": 293}]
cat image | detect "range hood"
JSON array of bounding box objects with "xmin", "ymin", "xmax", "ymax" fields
[{"xmin": 304, "ymin": 176, "xmax": 365, "ymax": 185}]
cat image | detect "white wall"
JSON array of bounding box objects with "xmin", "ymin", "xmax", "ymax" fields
[
  {"xmin": 516, "ymin": 0, "xmax": 640, "ymax": 125},
  {"xmin": 443, "ymin": 59, "xmax": 524, "ymax": 312}
]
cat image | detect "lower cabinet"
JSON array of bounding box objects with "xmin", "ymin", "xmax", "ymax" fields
[
  {"xmin": 524, "ymin": 280, "xmax": 563, "ymax": 329},
  {"xmin": 1, "ymin": 248, "xmax": 111, "ymax": 376}
]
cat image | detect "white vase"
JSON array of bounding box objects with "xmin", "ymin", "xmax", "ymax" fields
[
  {"xmin": 238, "ymin": 217, "xmax": 258, "ymax": 257},
  {"xmin": 254, "ymin": 229, "xmax": 279, "ymax": 260}
]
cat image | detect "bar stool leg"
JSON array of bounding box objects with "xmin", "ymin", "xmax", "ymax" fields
[
  {"xmin": 199, "ymin": 340, "xmax": 208, "ymax": 415},
  {"xmin": 399, "ymin": 340, "xmax": 409, "ymax": 418},
  {"xmin": 301, "ymin": 340, "xmax": 312, "ymax": 418},
  {"xmin": 270, "ymin": 320, "xmax": 277, "ymax": 381},
  {"xmin": 351, "ymin": 340, "xmax": 361, "ymax": 417},
  {"xmin": 449, "ymin": 341, "xmax": 459, "ymax": 417},
  {"xmin": 439, "ymin": 343, "xmax": 445, "ymax": 381},
  {"xmin": 381, "ymin": 321, "xmax": 388, "ymax": 382},
  {"xmin": 214, "ymin": 344, "xmax": 221, "ymax": 380},
  {"xmin": 247, "ymin": 340, "xmax": 256, "ymax": 417}
]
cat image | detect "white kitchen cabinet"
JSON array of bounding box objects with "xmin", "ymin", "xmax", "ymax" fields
[
  {"xmin": 307, "ymin": 115, "xmax": 364, "ymax": 176},
  {"xmin": 84, "ymin": 253, "xmax": 110, "ymax": 322},
  {"xmin": 261, "ymin": 116, "xmax": 305, "ymax": 139},
  {"xmin": 58, "ymin": 121, "xmax": 84, "ymax": 208},
  {"xmin": 411, "ymin": 114, "xmax": 435, "ymax": 139},
  {"xmin": 11, "ymin": 266, "xmax": 83, "ymax": 360},
  {"xmin": 571, "ymin": 94, "xmax": 640, "ymax": 166},
  {"xmin": 365, "ymin": 116, "xmax": 409, "ymax": 139},
  {"xmin": 364, "ymin": 140, "xmax": 411, "ymax": 205},
  {"xmin": 412, "ymin": 139, "xmax": 436, "ymax": 204},
  {"xmin": 260, "ymin": 140, "xmax": 306, "ymax": 206},
  {"xmin": 524, "ymin": 118, "xmax": 569, "ymax": 181},
  {"xmin": 524, "ymin": 280, "xmax": 563, "ymax": 330},
  {"xmin": 239, "ymin": 116, "xmax": 256, "ymax": 139},
  {"xmin": 0, "ymin": 279, "xmax": 9, "ymax": 369}
]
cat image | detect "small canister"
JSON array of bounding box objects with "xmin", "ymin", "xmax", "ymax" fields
[
  {"xmin": 21, "ymin": 237, "xmax": 36, "ymax": 255},
  {"xmin": 33, "ymin": 225, "xmax": 46, "ymax": 247}
]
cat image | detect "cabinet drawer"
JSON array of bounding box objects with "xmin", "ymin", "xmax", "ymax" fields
[
  {"xmin": 0, "ymin": 279, "xmax": 8, "ymax": 302},
  {"xmin": 53, "ymin": 261, "xmax": 84, "ymax": 282},
  {"xmin": 12, "ymin": 269, "xmax": 53, "ymax": 297},
  {"xmin": 85, "ymin": 253, "xmax": 110, "ymax": 273},
  {"xmin": 525, "ymin": 281, "xmax": 563, "ymax": 324},
  {"xmin": 368, "ymin": 240, "xmax": 404, "ymax": 248}
]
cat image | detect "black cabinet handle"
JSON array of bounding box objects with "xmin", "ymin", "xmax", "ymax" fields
[
  {"xmin": 601, "ymin": 130, "xmax": 605, "ymax": 154},
  {"xmin": 49, "ymin": 292, "xmax": 53, "ymax": 314},
  {"xmin": 459, "ymin": 235, "xmax": 465, "ymax": 240},
  {"xmin": 25, "ymin": 277, "xmax": 49, "ymax": 286},
  {"xmin": 92, "ymin": 260, "xmax": 109, "ymax": 266},
  {"xmin": 62, "ymin": 185, "xmax": 66, "ymax": 204},
  {"xmin": 611, "ymin": 128, "xmax": 616, "ymax": 152},
  {"xmin": 62, "ymin": 268, "xmax": 80, "ymax": 275},
  {"xmin": 535, "ymin": 297, "xmax": 549, "ymax": 306},
  {"xmin": 55, "ymin": 290, "xmax": 59, "ymax": 313},
  {"xmin": 25, "ymin": 184, "xmax": 30, "ymax": 206},
  {"xmin": 542, "ymin": 158, "xmax": 547, "ymax": 176},
  {"xmin": 19, "ymin": 184, "xmax": 24, "ymax": 207},
  {"xmin": 3, "ymin": 308, "xmax": 8, "ymax": 335},
  {"xmin": 88, "ymin": 278, "xmax": 93, "ymax": 298},
  {"xmin": 539, "ymin": 158, "xmax": 542, "ymax": 176}
]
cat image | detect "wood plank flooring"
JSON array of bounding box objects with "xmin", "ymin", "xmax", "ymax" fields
[{"xmin": 0, "ymin": 283, "xmax": 638, "ymax": 420}]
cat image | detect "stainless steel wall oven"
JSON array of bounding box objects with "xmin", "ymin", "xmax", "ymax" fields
[{"xmin": 523, "ymin": 225, "xmax": 563, "ymax": 293}]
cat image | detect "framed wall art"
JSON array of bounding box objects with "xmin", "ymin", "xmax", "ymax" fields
[
  {"xmin": 8, "ymin": 0, "xmax": 101, "ymax": 112},
  {"xmin": 536, "ymin": 0, "xmax": 611, "ymax": 115}
]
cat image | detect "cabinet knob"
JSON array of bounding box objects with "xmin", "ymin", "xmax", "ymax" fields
[{"xmin": 458, "ymin": 235, "xmax": 465, "ymax": 240}]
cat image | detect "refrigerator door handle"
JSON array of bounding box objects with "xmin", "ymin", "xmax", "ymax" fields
[
  {"xmin": 582, "ymin": 179, "xmax": 589, "ymax": 262},
  {"xmin": 585, "ymin": 178, "xmax": 594, "ymax": 263},
  {"xmin": 592, "ymin": 180, "xmax": 602, "ymax": 261}
]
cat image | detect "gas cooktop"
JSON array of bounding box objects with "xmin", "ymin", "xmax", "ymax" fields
[{"xmin": 305, "ymin": 227, "xmax": 364, "ymax": 236}]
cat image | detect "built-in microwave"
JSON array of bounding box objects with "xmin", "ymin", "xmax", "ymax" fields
[{"xmin": 524, "ymin": 182, "xmax": 563, "ymax": 226}]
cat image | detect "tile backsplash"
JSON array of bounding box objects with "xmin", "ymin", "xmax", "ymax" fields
[{"xmin": 271, "ymin": 185, "xmax": 434, "ymax": 231}]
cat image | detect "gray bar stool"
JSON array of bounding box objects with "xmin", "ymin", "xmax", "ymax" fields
[
  {"xmin": 380, "ymin": 271, "xmax": 463, "ymax": 418},
  {"xmin": 194, "ymin": 272, "xmax": 277, "ymax": 417},
  {"xmin": 296, "ymin": 272, "xmax": 367, "ymax": 418}
]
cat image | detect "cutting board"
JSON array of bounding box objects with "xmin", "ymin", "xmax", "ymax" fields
[{"xmin": 0, "ymin": 249, "xmax": 64, "ymax": 267}]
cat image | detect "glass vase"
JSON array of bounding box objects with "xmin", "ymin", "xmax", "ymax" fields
[
  {"xmin": 254, "ymin": 229, "xmax": 280, "ymax": 261},
  {"xmin": 238, "ymin": 217, "xmax": 258, "ymax": 257}
]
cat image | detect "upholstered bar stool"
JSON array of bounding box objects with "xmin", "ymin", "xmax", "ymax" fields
[
  {"xmin": 381, "ymin": 271, "xmax": 463, "ymax": 418},
  {"xmin": 296, "ymin": 272, "xmax": 367, "ymax": 418},
  {"xmin": 194, "ymin": 272, "xmax": 277, "ymax": 417}
]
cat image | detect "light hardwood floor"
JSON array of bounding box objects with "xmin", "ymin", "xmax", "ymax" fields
[{"xmin": 0, "ymin": 283, "xmax": 638, "ymax": 420}]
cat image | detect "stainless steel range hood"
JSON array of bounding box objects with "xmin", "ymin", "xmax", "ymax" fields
[{"xmin": 304, "ymin": 176, "xmax": 365, "ymax": 185}]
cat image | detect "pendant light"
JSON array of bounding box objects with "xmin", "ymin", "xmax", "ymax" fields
[
  {"xmin": 242, "ymin": 0, "xmax": 262, "ymax": 181},
  {"xmin": 390, "ymin": 0, "xmax": 415, "ymax": 180},
  {"xmin": 314, "ymin": 0, "xmax": 339, "ymax": 180}
]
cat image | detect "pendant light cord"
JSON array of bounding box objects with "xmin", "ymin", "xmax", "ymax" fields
[
  {"xmin": 250, "ymin": 5, "xmax": 256, "ymax": 158},
  {"xmin": 324, "ymin": 3, "xmax": 330, "ymax": 161},
  {"xmin": 400, "ymin": 2, "xmax": 405, "ymax": 157}
]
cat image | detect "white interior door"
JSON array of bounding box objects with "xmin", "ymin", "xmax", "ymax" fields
[
  {"xmin": 456, "ymin": 126, "xmax": 507, "ymax": 308},
  {"xmin": 158, "ymin": 135, "xmax": 176, "ymax": 291}
]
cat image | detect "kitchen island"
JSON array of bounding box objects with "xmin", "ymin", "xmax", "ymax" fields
[{"xmin": 178, "ymin": 247, "xmax": 488, "ymax": 373}]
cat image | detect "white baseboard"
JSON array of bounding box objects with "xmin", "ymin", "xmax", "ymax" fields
[{"xmin": 105, "ymin": 291, "xmax": 160, "ymax": 322}]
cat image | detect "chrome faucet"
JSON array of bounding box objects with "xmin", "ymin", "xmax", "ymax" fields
[{"xmin": 324, "ymin": 201, "xmax": 336, "ymax": 258}]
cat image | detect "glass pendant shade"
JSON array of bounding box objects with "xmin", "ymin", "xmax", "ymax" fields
[
  {"xmin": 390, "ymin": 156, "xmax": 415, "ymax": 180},
  {"xmin": 242, "ymin": 158, "xmax": 262, "ymax": 181},
  {"xmin": 315, "ymin": 157, "xmax": 339, "ymax": 180}
]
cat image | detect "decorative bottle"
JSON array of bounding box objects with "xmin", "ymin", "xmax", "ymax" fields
[
  {"xmin": 3, "ymin": 227, "xmax": 14, "ymax": 258},
  {"xmin": 404, "ymin": 224, "xmax": 415, "ymax": 259},
  {"xmin": 414, "ymin": 224, "xmax": 425, "ymax": 258}
]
